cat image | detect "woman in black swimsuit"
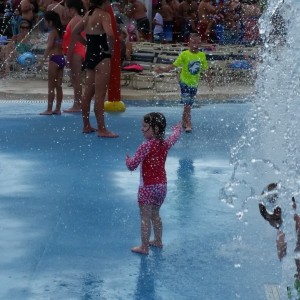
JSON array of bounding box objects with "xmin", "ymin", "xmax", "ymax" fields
[{"xmin": 70, "ymin": 0, "xmax": 118, "ymax": 137}]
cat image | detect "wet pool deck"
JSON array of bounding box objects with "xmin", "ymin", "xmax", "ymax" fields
[
  {"xmin": 0, "ymin": 77, "xmax": 255, "ymax": 102},
  {"xmin": 0, "ymin": 79, "xmax": 283, "ymax": 300}
]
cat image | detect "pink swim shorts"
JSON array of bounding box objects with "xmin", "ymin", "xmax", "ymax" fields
[{"xmin": 138, "ymin": 184, "xmax": 167, "ymax": 206}]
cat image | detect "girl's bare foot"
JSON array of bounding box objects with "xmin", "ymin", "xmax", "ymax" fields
[
  {"xmin": 97, "ymin": 130, "xmax": 119, "ymax": 138},
  {"xmin": 185, "ymin": 126, "xmax": 192, "ymax": 133},
  {"xmin": 63, "ymin": 106, "xmax": 81, "ymax": 113},
  {"xmin": 52, "ymin": 109, "xmax": 61, "ymax": 115},
  {"xmin": 131, "ymin": 246, "xmax": 149, "ymax": 255},
  {"xmin": 40, "ymin": 110, "xmax": 53, "ymax": 115},
  {"xmin": 82, "ymin": 126, "xmax": 97, "ymax": 133},
  {"xmin": 149, "ymin": 240, "xmax": 163, "ymax": 248}
]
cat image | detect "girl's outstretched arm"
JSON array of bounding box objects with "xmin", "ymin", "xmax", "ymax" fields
[{"xmin": 166, "ymin": 123, "xmax": 182, "ymax": 148}]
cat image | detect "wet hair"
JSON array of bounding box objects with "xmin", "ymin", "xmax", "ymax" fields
[
  {"xmin": 143, "ymin": 112, "xmax": 166, "ymax": 141},
  {"xmin": 66, "ymin": 0, "xmax": 85, "ymax": 16},
  {"xmin": 44, "ymin": 11, "xmax": 64, "ymax": 39}
]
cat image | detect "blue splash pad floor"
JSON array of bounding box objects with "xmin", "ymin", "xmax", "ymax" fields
[{"xmin": 0, "ymin": 101, "xmax": 280, "ymax": 300}]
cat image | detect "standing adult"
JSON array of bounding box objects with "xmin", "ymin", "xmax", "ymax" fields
[
  {"xmin": 63, "ymin": 0, "xmax": 86, "ymax": 113},
  {"xmin": 125, "ymin": 0, "xmax": 150, "ymax": 41},
  {"xmin": 20, "ymin": 0, "xmax": 34, "ymax": 27},
  {"xmin": 177, "ymin": 0, "xmax": 198, "ymax": 42},
  {"xmin": 47, "ymin": 0, "xmax": 70, "ymax": 30},
  {"xmin": 161, "ymin": 0, "xmax": 175, "ymax": 43},
  {"xmin": 222, "ymin": 0, "xmax": 242, "ymax": 44},
  {"xmin": 240, "ymin": 1, "xmax": 261, "ymax": 45},
  {"xmin": 197, "ymin": 0, "xmax": 218, "ymax": 43},
  {"xmin": 70, "ymin": 0, "xmax": 118, "ymax": 137}
]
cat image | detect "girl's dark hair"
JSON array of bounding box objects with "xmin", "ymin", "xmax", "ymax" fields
[
  {"xmin": 44, "ymin": 11, "xmax": 64, "ymax": 38},
  {"xmin": 66, "ymin": 0, "xmax": 85, "ymax": 16},
  {"xmin": 144, "ymin": 112, "xmax": 166, "ymax": 140}
]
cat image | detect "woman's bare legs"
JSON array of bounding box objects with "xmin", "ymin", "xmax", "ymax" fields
[
  {"xmin": 94, "ymin": 59, "xmax": 118, "ymax": 138},
  {"xmin": 81, "ymin": 69, "xmax": 96, "ymax": 132},
  {"xmin": 63, "ymin": 53, "xmax": 83, "ymax": 113}
]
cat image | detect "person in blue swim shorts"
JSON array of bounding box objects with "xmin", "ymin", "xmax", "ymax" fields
[{"xmin": 155, "ymin": 34, "xmax": 209, "ymax": 133}]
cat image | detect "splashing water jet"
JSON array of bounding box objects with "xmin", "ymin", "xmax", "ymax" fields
[{"xmin": 221, "ymin": 0, "xmax": 300, "ymax": 298}]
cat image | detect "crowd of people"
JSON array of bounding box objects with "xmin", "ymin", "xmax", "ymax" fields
[
  {"xmin": 0, "ymin": 0, "xmax": 263, "ymax": 45},
  {"xmin": 114, "ymin": 0, "xmax": 264, "ymax": 45}
]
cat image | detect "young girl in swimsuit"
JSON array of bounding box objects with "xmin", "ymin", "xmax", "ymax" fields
[
  {"xmin": 126, "ymin": 113, "xmax": 182, "ymax": 254},
  {"xmin": 70, "ymin": 0, "xmax": 118, "ymax": 137},
  {"xmin": 63, "ymin": 0, "xmax": 86, "ymax": 113},
  {"xmin": 39, "ymin": 10, "xmax": 66, "ymax": 115}
]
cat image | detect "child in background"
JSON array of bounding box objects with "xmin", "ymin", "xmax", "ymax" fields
[
  {"xmin": 126, "ymin": 112, "xmax": 181, "ymax": 255},
  {"xmin": 155, "ymin": 34, "xmax": 209, "ymax": 133},
  {"xmin": 38, "ymin": 11, "xmax": 66, "ymax": 115},
  {"xmin": 153, "ymin": 3, "xmax": 164, "ymax": 43}
]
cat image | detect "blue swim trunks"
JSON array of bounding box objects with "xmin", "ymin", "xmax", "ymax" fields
[{"xmin": 179, "ymin": 81, "xmax": 197, "ymax": 106}]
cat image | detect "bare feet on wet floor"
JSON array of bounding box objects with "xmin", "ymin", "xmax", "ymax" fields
[
  {"xmin": 185, "ymin": 126, "xmax": 192, "ymax": 133},
  {"xmin": 131, "ymin": 246, "xmax": 149, "ymax": 255},
  {"xmin": 149, "ymin": 240, "xmax": 163, "ymax": 248},
  {"xmin": 82, "ymin": 126, "xmax": 97, "ymax": 134},
  {"xmin": 40, "ymin": 110, "xmax": 53, "ymax": 115},
  {"xmin": 63, "ymin": 106, "xmax": 81, "ymax": 113},
  {"xmin": 97, "ymin": 129, "xmax": 119, "ymax": 138},
  {"xmin": 52, "ymin": 109, "xmax": 61, "ymax": 115}
]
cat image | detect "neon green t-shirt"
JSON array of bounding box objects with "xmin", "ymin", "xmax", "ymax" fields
[{"xmin": 173, "ymin": 50, "xmax": 208, "ymax": 87}]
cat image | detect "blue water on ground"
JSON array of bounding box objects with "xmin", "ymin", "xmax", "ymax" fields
[{"xmin": 0, "ymin": 101, "xmax": 281, "ymax": 299}]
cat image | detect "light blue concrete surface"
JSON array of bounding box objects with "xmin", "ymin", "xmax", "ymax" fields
[{"xmin": 0, "ymin": 102, "xmax": 281, "ymax": 299}]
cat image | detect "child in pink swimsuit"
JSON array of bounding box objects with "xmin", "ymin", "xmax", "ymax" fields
[{"xmin": 126, "ymin": 112, "xmax": 182, "ymax": 255}]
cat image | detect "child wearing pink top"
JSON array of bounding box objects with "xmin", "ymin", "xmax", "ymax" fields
[{"xmin": 126, "ymin": 112, "xmax": 182, "ymax": 255}]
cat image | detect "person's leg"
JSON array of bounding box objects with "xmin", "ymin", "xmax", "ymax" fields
[
  {"xmin": 40, "ymin": 61, "xmax": 57, "ymax": 115},
  {"xmin": 53, "ymin": 67, "xmax": 64, "ymax": 114},
  {"xmin": 63, "ymin": 54, "xmax": 83, "ymax": 112},
  {"xmin": 94, "ymin": 59, "xmax": 118, "ymax": 138},
  {"xmin": 183, "ymin": 105, "xmax": 192, "ymax": 132},
  {"xmin": 149, "ymin": 205, "xmax": 163, "ymax": 248},
  {"xmin": 276, "ymin": 230, "xmax": 287, "ymax": 260},
  {"xmin": 131, "ymin": 204, "xmax": 151, "ymax": 254},
  {"xmin": 82, "ymin": 69, "xmax": 96, "ymax": 132}
]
